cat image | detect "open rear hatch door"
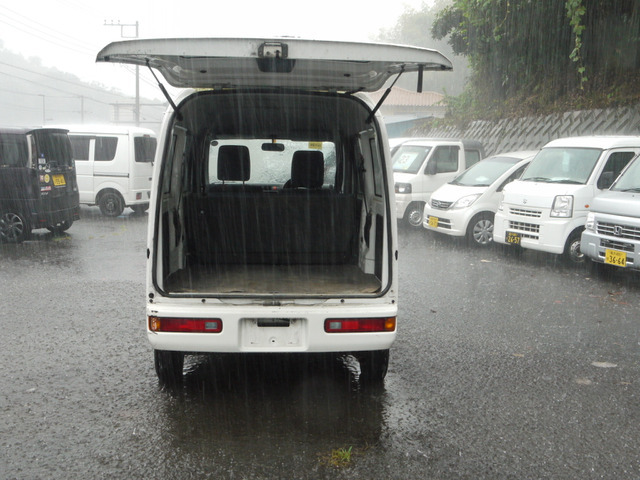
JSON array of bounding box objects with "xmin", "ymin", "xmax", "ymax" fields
[{"xmin": 96, "ymin": 37, "xmax": 452, "ymax": 91}]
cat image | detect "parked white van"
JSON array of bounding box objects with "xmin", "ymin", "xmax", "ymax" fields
[
  {"xmin": 96, "ymin": 37, "xmax": 453, "ymax": 385},
  {"xmin": 393, "ymin": 138, "xmax": 484, "ymax": 227},
  {"xmin": 423, "ymin": 150, "xmax": 537, "ymax": 245},
  {"xmin": 61, "ymin": 125, "xmax": 157, "ymax": 216},
  {"xmin": 494, "ymin": 136, "xmax": 640, "ymax": 262},
  {"xmin": 581, "ymin": 153, "xmax": 640, "ymax": 271}
]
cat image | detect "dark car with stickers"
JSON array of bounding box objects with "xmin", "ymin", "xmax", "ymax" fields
[{"xmin": 0, "ymin": 127, "xmax": 80, "ymax": 243}]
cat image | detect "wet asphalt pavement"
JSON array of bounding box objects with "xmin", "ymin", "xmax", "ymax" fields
[{"xmin": 1, "ymin": 208, "xmax": 639, "ymax": 479}]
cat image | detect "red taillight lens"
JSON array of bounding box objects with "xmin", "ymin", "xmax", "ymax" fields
[
  {"xmin": 324, "ymin": 317, "xmax": 396, "ymax": 333},
  {"xmin": 148, "ymin": 316, "xmax": 222, "ymax": 333}
]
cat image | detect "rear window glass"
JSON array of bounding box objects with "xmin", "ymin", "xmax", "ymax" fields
[
  {"xmin": 207, "ymin": 139, "xmax": 336, "ymax": 187},
  {"xmin": 32, "ymin": 131, "xmax": 74, "ymax": 168},
  {"xmin": 95, "ymin": 137, "xmax": 118, "ymax": 161},
  {"xmin": 0, "ymin": 134, "xmax": 28, "ymax": 167},
  {"xmin": 135, "ymin": 136, "xmax": 157, "ymax": 163}
]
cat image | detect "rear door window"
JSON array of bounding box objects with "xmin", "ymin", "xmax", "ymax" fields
[{"xmin": 135, "ymin": 136, "xmax": 157, "ymax": 163}]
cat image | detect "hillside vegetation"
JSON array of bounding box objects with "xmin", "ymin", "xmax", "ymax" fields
[{"xmin": 381, "ymin": 0, "xmax": 640, "ymax": 125}]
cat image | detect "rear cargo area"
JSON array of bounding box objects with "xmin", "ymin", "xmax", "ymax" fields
[{"xmin": 156, "ymin": 90, "xmax": 387, "ymax": 296}]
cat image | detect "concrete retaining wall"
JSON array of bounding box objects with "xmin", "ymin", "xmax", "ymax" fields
[{"xmin": 411, "ymin": 105, "xmax": 640, "ymax": 157}]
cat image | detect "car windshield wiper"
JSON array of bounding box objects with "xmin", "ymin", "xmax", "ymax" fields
[
  {"xmin": 620, "ymin": 187, "xmax": 640, "ymax": 192},
  {"xmin": 549, "ymin": 179, "xmax": 583, "ymax": 184},
  {"xmin": 522, "ymin": 176, "xmax": 552, "ymax": 182}
]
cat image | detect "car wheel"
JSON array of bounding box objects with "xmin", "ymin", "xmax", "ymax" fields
[
  {"xmin": 405, "ymin": 203, "xmax": 425, "ymax": 228},
  {"xmin": 467, "ymin": 213, "xmax": 494, "ymax": 246},
  {"xmin": 357, "ymin": 349, "xmax": 389, "ymax": 384},
  {"xmin": 46, "ymin": 219, "xmax": 73, "ymax": 234},
  {"xmin": 0, "ymin": 210, "xmax": 30, "ymax": 243},
  {"xmin": 131, "ymin": 204, "xmax": 149, "ymax": 214},
  {"xmin": 564, "ymin": 230, "xmax": 585, "ymax": 264},
  {"xmin": 99, "ymin": 192, "xmax": 125, "ymax": 217},
  {"xmin": 154, "ymin": 350, "xmax": 184, "ymax": 387}
]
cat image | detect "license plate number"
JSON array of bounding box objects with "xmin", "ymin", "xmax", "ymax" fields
[
  {"xmin": 505, "ymin": 231, "xmax": 521, "ymax": 245},
  {"xmin": 605, "ymin": 249, "xmax": 626, "ymax": 267},
  {"xmin": 52, "ymin": 174, "xmax": 66, "ymax": 186},
  {"xmin": 428, "ymin": 216, "xmax": 439, "ymax": 228}
]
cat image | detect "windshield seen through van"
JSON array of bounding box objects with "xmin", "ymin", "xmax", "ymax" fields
[
  {"xmin": 451, "ymin": 156, "xmax": 520, "ymax": 186},
  {"xmin": 610, "ymin": 155, "xmax": 640, "ymax": 192},
  {"xmin": 208, "ymin": 139, "xmax": 336, "ymax": 186},
  {"xmin": 392, "ymin": 145, "xmax": 431, "ymax": 174},
  {"xmin": 520, "ymin": 147, "xmax": 601, "ymax": 184}
]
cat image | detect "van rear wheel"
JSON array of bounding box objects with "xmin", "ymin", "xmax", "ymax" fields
[
  {"xmin": 357, "ymin": 349, "xmax": 389, "ymax": 384},
  {"xmin": 99, "ymin": 192, "xmax": 125, "ymax": 217},
  {"xmin": 0, "ymin": 210, "xmax": 29, "ymax": 243},
  {"xmin": 154, "ymin": 350, "xmax": 184, "ymax": 386}
]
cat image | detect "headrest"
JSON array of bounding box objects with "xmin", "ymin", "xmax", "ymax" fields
[
  {"xmin": 217, "ymin": 145, "xmax": 250, "ymax": 181},
  {"xmin": 290, "ymin": 150, "xmax": 324, "ymax": 189}
]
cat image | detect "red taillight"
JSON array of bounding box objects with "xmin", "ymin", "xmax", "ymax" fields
[
  {"xmin": 324, "ymin": 317, "xmax": 396, "ymax": 333},
  {"xmin": 148, "ymin": 316, "xmax": 222, "ymax": 333}
]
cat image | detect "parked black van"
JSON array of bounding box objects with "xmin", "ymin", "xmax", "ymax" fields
[{"xmin": 0, "ymin": 127, "xmax": 80, "ymax": 243}]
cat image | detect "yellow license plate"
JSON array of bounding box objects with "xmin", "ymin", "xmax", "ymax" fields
[
  {"xmin": 428, "ymin": 216, "xmax": 439, "ymax": 228},
  {"xmin": 505, "ymin": 231, "xmax": 521, "ymax": 245},
  {"xmin": 605, "ymin": 249, "xmax": 626, "ymax": 267},
  {"xmin": 52, "ymin": 174, "xmax": 66, "ymax": 186}
]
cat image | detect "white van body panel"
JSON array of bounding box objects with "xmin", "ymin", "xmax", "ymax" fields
[
  {"xmin": 392, "ymin": 138, "xmax": 484, "ymax": 225},
  {"xmin": 97, "ymin": 38, "xmax": 452, "ymax": 381},
  {"xmin": 581, "ymin": 154, "xmax": 640, "ymax": 270},
  {"xmin": 55, "ymin": 125, "xmax": 156, "ymax": 211},
  {"xmin": 494, "ymin": 136, "xmax": 640, "ymax": 257}
]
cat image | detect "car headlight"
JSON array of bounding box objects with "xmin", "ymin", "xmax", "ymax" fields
[
  {"xmin": 550, "ymin": 195, "xmax": 574, "ymax": 218},
  {"xmin": 395, "ymin": 182, "xmax": 411, "ymax": 194},
  {"xmin": 585, "ymin": 211, "xmax": 595, "ymax": 231},
  {"xmin": 452, "ymin": 193, "xmax": 481, "ymax": 210}
]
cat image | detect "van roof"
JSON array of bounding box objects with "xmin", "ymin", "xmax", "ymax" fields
[
  {"xmin": 543, "ymin": 136, "xmax": 640, "ymax": 149},
  {"xmin": 47, "ymin": 125, "xmax": 156, "ymax": 136},
  {"xmin": 96, "ymin": 37, "xmax": 453, "ymax": 92},
  {"xmin": 0, "ymin": 127, "xmax": 69, "ymax": 136}
]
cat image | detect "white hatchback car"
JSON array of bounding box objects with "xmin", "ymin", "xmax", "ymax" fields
[{"xmin": 423, "ymin": 150, "xmax": 537, "ymax": 245}]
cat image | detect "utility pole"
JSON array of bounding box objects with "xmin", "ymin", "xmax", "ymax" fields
[{"xmin": 104, "ymin": 20, "xmax": 140, "ymax": 126}]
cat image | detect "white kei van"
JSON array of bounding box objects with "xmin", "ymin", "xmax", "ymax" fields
[
  {"xmin": 423, "ymin": 150, "xmax": 537, "ymax": 245},
  {"xmin": 494, "ymin": 136, "xmax": 640, "ymax": 262},
  {"xmin": 96, "ymin": 37, "xmax": 453, "ymax": 385},
  {"xmin": 393, "ymin": 138, "xmax": 484, "ymax": 227},
  {"xmin": 581, "ymin": 153, "xmax": 640, "ymax": 271},
  {"xmin": 62, "ymin": 125, "xmax": 157, "ymax": 216}
]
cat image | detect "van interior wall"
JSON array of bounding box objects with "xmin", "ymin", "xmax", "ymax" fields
[{"xmin": 161, "ymin": 90, "xmax": 382, "ymax": 295}]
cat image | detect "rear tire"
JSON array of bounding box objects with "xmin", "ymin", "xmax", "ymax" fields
[
  {"xmin": 357, "ymin": 349, "xmax": 389, "ymax": 384},
  {"xmin": 46, "ymin": 219, "xmax": 73, "ymax": 234},
  {"xmin": 0, "ymin": 210, "xmax": 30, "ymax": 243},
  {"xmin": 99, "ymin": 191, "xmax": 125, "ymax": 217},
  {"xmin": 131, "ymin": 204, "xmax": 149, "ymax": 214},
  {"xmin": 154, "ymin": 350, "xmax": 184, "ymax": 386}
]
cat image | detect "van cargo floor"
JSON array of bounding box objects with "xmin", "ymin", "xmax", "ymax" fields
[{"xmin": 165, "ymin": 264, "xmax": 381, "ymax": 295}]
